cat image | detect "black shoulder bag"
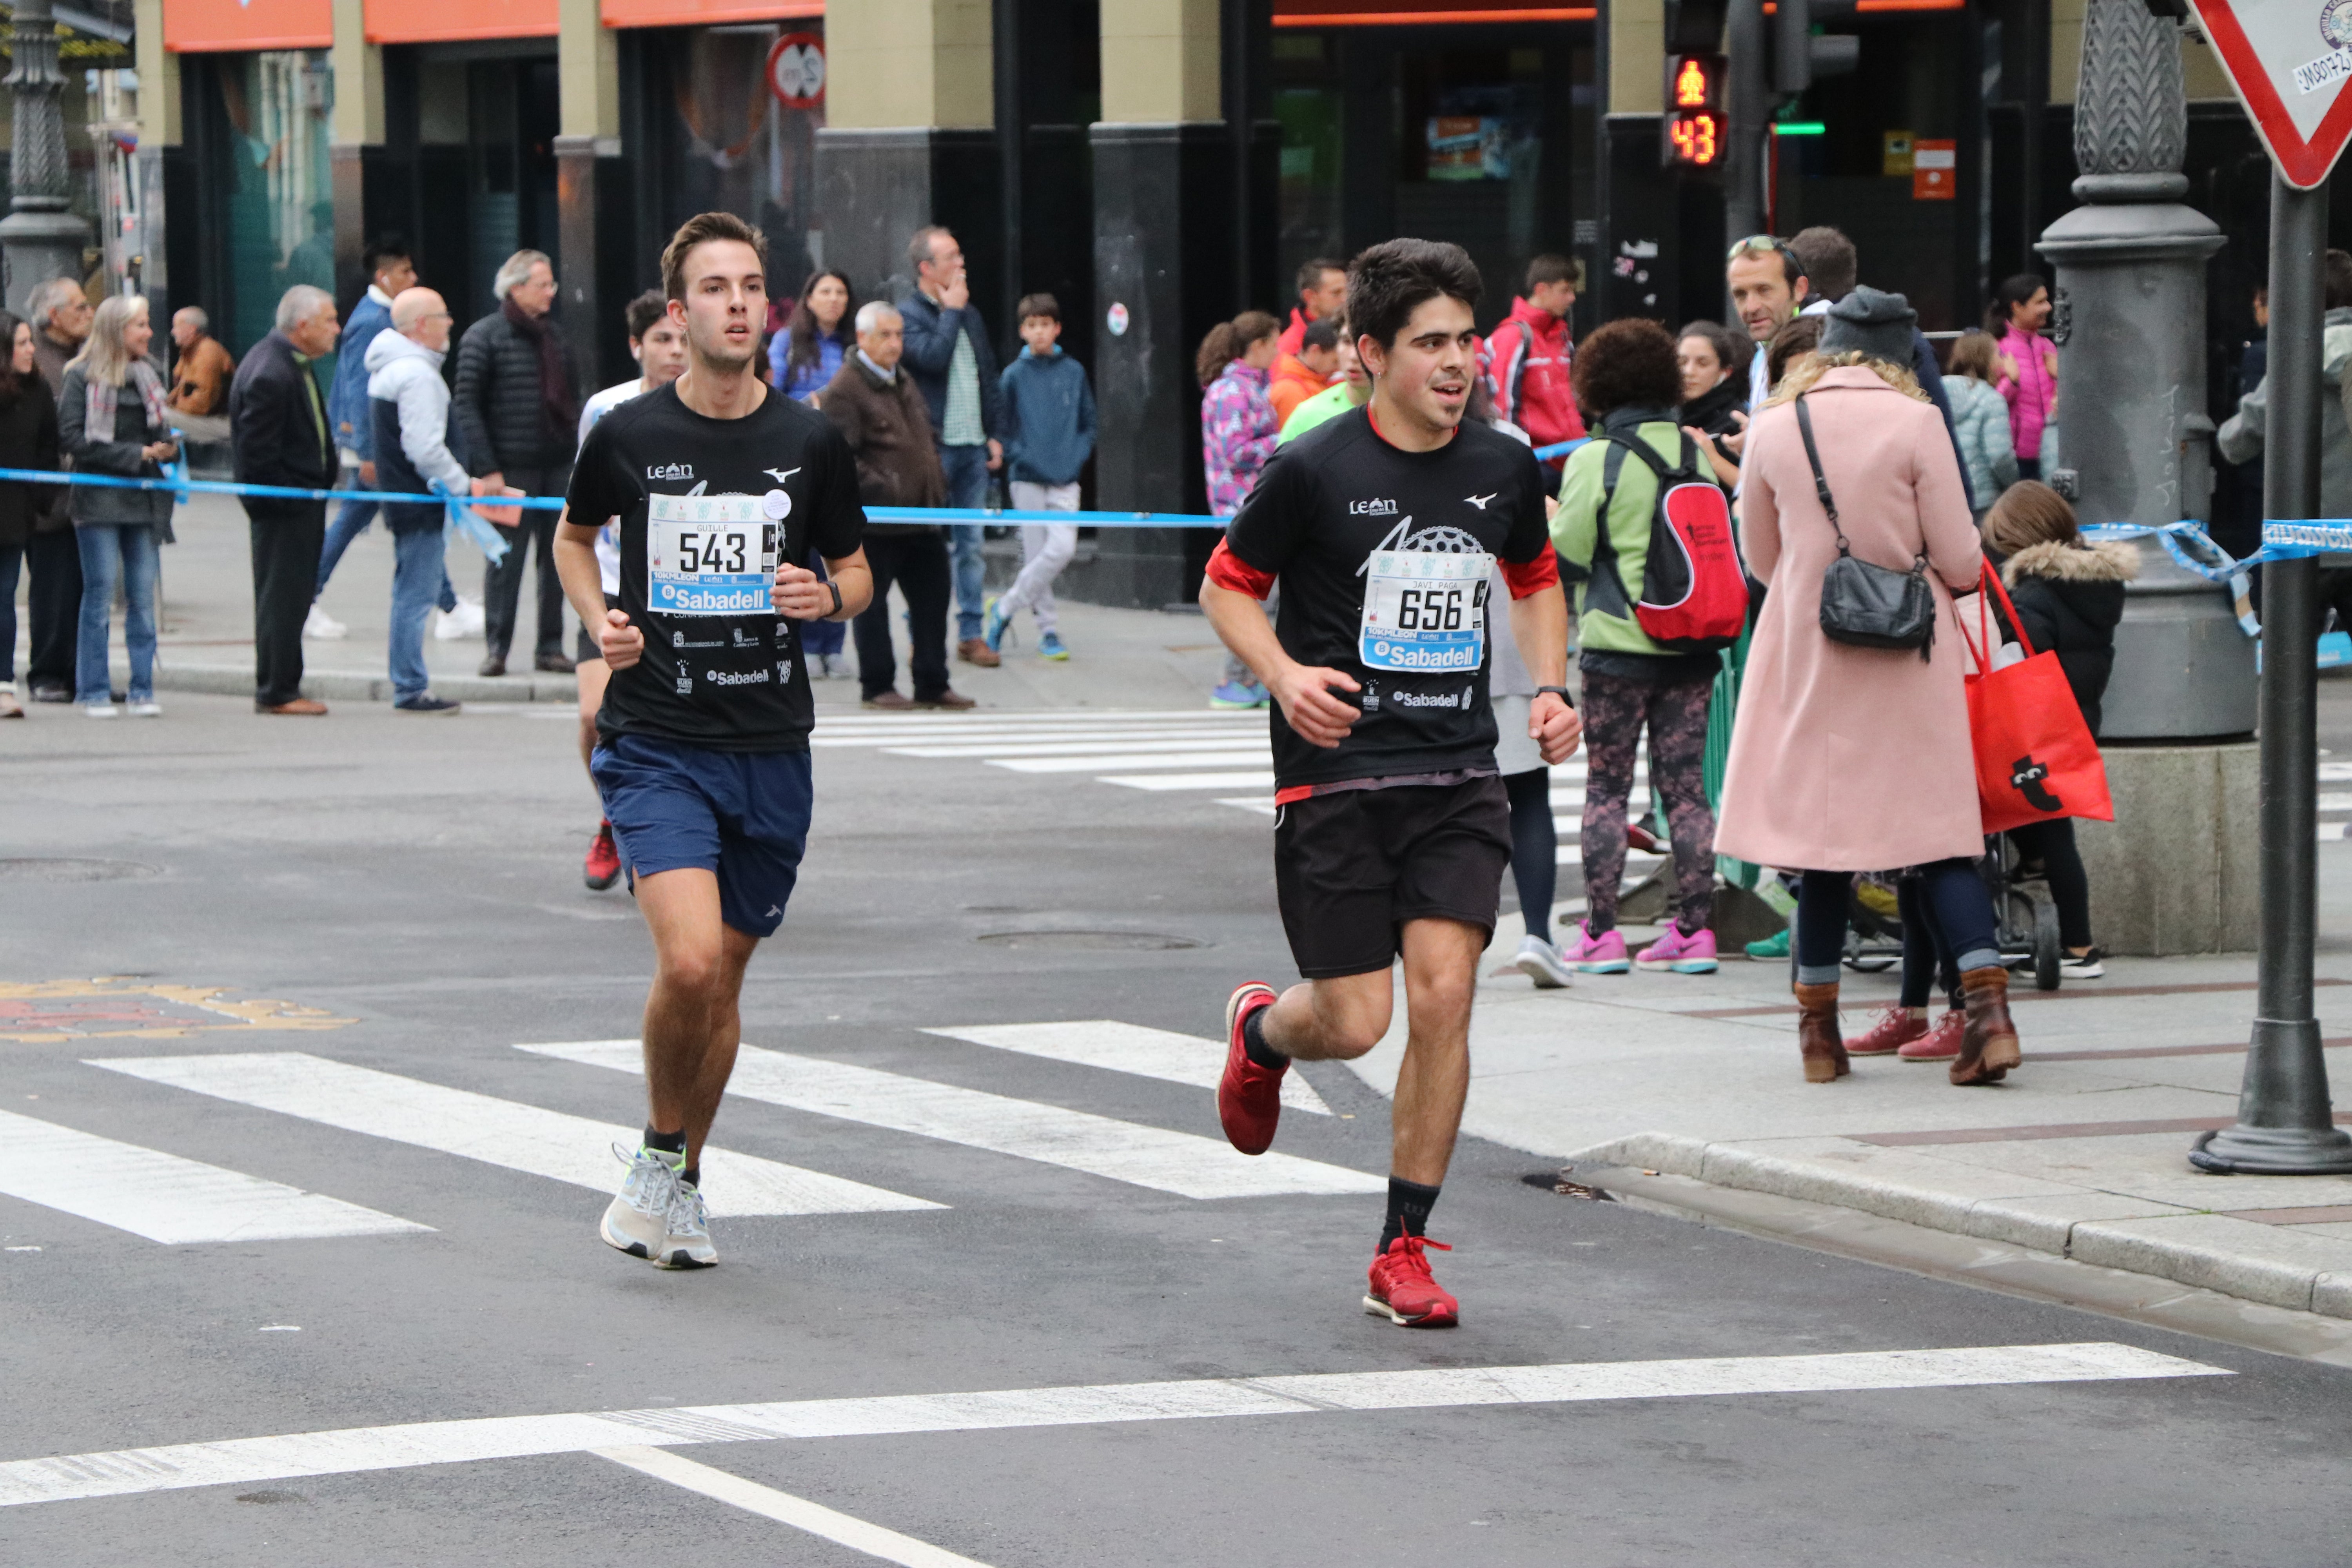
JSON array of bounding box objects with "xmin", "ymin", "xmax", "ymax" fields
[{"xmin": 1793, "ymin": 394, "xmax": 1935, "ymax": 659}]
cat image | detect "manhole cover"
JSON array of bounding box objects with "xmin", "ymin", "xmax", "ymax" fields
[
  {"xmin": 975, "ymin": 930, "xmax": 1203, "ymax": 951},
  {"xmin": 0, "ymin": 859, "xmax": 162, "ymax": 882}
]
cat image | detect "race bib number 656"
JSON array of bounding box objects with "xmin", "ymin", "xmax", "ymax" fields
[
  {"xmin": 1359, "ymin": 550, "xmax": 1492, "ymax": 672},
  {"xmin": 648, "ymin": 494, "xmax": 777, "ymax": 616}
]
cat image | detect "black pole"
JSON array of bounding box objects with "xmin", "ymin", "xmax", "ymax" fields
[
  {"xmin": 1724, "ymin": 0, "xmax": 1768, "ymax": 245},
  {"xmin": 995, "ymin": 0, "xmax": 1025, "ymax": 347},
  {"xmin": 2190, "ymin": 171, "xmax": 2352, "ymax": 1174}
]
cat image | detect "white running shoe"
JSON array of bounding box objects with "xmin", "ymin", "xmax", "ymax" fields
[
  {"xmin": 433, "ymin": 596, "xmax": 487, "ymax": 641},
  {"xmin": 657, "ymin": 1180, "xmax": 718, "ymax": 1270},
  {"xmin": 1514, "ymin": 933, "xmax": 1575, "ymax": 989},
  {"xmin": 304, "ymin": 603, "xmax": 348, "ymax": 641},
  {"xmin": 81, "ymin": 701, "xmax": 119, "ymax": 719},
  {"xmin": 599, "ymin": 1143, "xmax": 679, "ymax": 1261},
  {"xmin": 126, "ymin": 700, "xmax": 162, "ymax": 717}
]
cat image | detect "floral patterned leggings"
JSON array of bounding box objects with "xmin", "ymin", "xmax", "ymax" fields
[{"xmin": 1579, "ymin": 670, "xmax": 1717, "ymax": 935}]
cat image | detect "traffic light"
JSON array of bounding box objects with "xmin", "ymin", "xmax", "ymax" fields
[
  {"xmin": 1662, "ymin": 53, "xmax": 1726, "ymax": 169},
  {"xmin": 1772, "ymin": 0, "xmax": 1860, "ymax": 96},
  {"xmin": 1664, "ymin": 0, "xmax": 1728, "ymax": 53}
]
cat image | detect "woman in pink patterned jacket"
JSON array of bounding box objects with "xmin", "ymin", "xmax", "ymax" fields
[{"xmin": 1198, "ymin": 311, "xmax": 1283, "ymax": 517}]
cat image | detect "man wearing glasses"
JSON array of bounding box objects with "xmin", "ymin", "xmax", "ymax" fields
[{"xmin": 1726, "ymin": 236, "xmax": 1811, "ymax": 417}]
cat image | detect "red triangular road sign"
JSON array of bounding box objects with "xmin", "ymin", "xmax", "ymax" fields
[{"xmin": 2191, "ymin": 0, "xmax": 2352, "ymax": 187}]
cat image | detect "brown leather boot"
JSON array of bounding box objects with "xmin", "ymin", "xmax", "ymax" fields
[
  {"xmin": 1794, "ymin": 982, "xmax": 1849, "ymax": 1083},
  {"xmin": 1952, "ymin": 965, "xmax": 2022, "ymax": 1085}
]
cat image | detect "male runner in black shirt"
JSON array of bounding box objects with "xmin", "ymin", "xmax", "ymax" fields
[
  {"xmin": 1201, "ymin": 239, "xmax": 1581, "ymax": 1327},
  {"xmin": 553, "ymin": 212, "xmax": 872, "ymax": 1269}
]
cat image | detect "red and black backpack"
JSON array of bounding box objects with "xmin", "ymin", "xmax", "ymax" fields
[{"xmin": 1583, "ymin": 430, "xmax": 1748, "ymax": 653}]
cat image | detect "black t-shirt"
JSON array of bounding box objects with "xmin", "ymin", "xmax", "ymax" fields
[
  {"xmin": 1225, "ymin": 406, "xmax": 1552, "ymax": 790},
  {"xmin": 567, "ymin": 382, "xmax": 865, "ymax": 753}
]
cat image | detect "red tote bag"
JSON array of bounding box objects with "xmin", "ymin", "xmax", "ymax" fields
[{"xmin": 1956, "ymin": 562, "xmax": 2114, "ymax": 834}]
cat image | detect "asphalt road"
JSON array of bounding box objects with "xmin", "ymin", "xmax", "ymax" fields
[{"xmin": 2, "ymin": 692, "xmax": 2348, "ymax": 1566}]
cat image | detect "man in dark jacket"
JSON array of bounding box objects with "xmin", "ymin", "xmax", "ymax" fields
[
  {"xmin": 22, "ymin": 276, "xmax": 89, "ymax": 702},
  {"xmin": 822, "ymin": 300, "xmax": 971, "ymax": 713},
  {"xmin": 454, "ymin": 248, "xmax": 580, "ymax": 678},
  {"xmin": 898, "ymin": 225, "xmax": 1004, "ymax": 666},
  {"xmin": 230, "ymin": 285, "xmax": 341, "ymax": 715}
]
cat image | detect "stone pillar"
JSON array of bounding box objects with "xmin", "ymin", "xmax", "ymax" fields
[
  {"xmin": 815, "ymin": 0, "xmax": 1000, "ymax": 307},
  {"xmin": 131, "ymin": 0, "xmax": 179, "ymax": 321},
  {"xmin": 1089, "ymin": 0, "xmax": 1232, "ymax": 606},
  {"xmin": 329, "ymin": 0, "xmax": 385, "ymax": 303},
  {"xmin": 2036, "ymin": 0, "xmax": 2244, "ymax": 740},
  {"xmin": 0, "ymin": 0, "xmax": 93, "ymax": 316},
  {"xmin": 556, "ymin": 0, "xmax": 623, "ymax": 388},
  {"xmin": 2038, "ymin": 0, "xmax": 2250, "ymax": 955}
]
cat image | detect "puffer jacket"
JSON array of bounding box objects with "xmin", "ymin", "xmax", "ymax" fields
[
  {"xmin": 1998, "ymin": 324, "xmax": 2058, "ymax": 461},
  {"xmin": 453, "ymin": 306, "xmax": 577, "ymax": 474},
  {"xmin": 1993, "ymin": 538, "xmax": 2136, "ymax": 739},
  {"xmin": 2219, "ymin": 305, "xmax": 2352, "ymax": 520},
  {"xmin": 1200, "ymin": 360, "xmax": 1277, "ymax": 517},
  {"xmin": 1943, "ymin": 373, "xmax": 2018, "ymax": 511},
  {"xmin": 367, "ymin": 328, "xmax": 470, "ymax": 535}
]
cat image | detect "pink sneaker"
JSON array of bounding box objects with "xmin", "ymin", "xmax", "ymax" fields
[
  {"xmin": 1635, "ymin": 923, "xmax": 1719, "ymax": 973},
  {"xmin": 1564, "ymin": 920, "xmax": 1630, "ymax": 974}
]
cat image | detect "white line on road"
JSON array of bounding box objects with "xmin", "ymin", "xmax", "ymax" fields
[
  {"xmin": 517, "ymin": 1041, "xmax": 1383, "ymax": 1199},
  {"xmin": 596, "ymin": 1447, "xmax": 997, "ymax": 1568},
  {"xmin": 922, "ymin": 1019, "xmax": 1332, "ymax": 1115},
  {"xmin": 1099, "ymin": 771, "xmax": 1278, "ymax": 791},
  {"xmin": 992, "ymin": 751, "xmax": 1273, "ymax": 774},
  {"xmin": 0, "ymin": 1108, "xmax": 429, "ymax": 1245},
  {"xmin": 0, "ymin": 1343, "xmax": 2224, "ymax": 1510},
  {"xmin": 85, "ymin": 1054, "xmax": 941, "ymax": 1218},
  {"xmin": 884, "ymin": 735, "xmax": 1268, "ymax": 759},
  {"xmin": 817, "ymin": 727, "xmax": 1258, "ymax": 751}
]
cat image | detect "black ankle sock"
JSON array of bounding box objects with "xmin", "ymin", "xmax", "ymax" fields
[
  {"xmin": 1241, "ymin": 1005, "xmax": 1289, "ymax": 1070},
  {"xmin": 679, "ymin": 1165, "xmax": 700, "ymax": 1191},
  {"xmin": 1377, "ymin": 1176, "xmax": 1442, "ymax": 1255},
  {"xmin": 643, "ymin": 1125, "xmax": 686, "ymax": 1161}
]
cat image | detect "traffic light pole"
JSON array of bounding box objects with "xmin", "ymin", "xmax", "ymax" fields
[
  {"xmin": 1724, "ymin": 0, "xmax": 1768, "ymax": 242},
  {"xmin": 2190, "ymin": 172, "xmax": 2352, "ymax": 1175}
]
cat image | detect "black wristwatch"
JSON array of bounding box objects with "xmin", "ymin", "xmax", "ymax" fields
[
  {"xmin": 826, "ymin": 581, "xmax": 843, "ymax": 618},
  {"xmin": 1535, "ymin": 684, "xmax": 1576, "ymax": 708}
]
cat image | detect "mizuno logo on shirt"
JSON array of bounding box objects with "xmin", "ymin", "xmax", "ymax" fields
[
  {"xmin": 1464, "ymin": 493, "xmax": 1497, "ymax": 510},
  {"xmin": 762, "ymin": 467, "xmax": 801, "ymax": 484}
]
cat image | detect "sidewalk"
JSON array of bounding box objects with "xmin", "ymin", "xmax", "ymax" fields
[
  {"xmin": 1347, "ymin": 905, "xmax": 2352, "ymax": 1324},
  {"xmin": 34, "ymin": 495, "xmax": 1230, "ymax": 709}
]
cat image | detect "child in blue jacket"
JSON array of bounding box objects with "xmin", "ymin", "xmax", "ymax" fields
[{"xmin": 984, "ymin": 293, "xmax": 1096, "ymax": 660}]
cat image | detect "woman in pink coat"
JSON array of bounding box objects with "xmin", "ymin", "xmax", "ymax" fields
[
  {"xmin": 1717, "ymin": 287, "xmax": 2022, "ymax": 1088},
  {"xmin": 1989, "ymin": 273, "xmax": 2058, "ymax": 479}
]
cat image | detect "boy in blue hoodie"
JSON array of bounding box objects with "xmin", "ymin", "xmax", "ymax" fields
[{"xmin": 984, "ymin": 293, "xmax": 1096, "ymax": 659}]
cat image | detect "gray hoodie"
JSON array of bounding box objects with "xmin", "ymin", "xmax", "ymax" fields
[
  {"xmin": 365, "ymin": 328, "xmax": 468, "ymax": 495},
  {"xmin": 2216, "ymin": 305, "xmax": 2352, "ymax": 519}
]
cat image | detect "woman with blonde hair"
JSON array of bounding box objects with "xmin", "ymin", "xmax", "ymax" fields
[
  {"xmin": 60, "ymin": 291, "xmax": 176, "ymax": 716},
  {"xmin": 1942, "ymin": 329, "xmax": 2018, "ymax": 516},
  {"xmin": 1717, "ymin": 287, "xmax": 2021, "ymax": 1086}
]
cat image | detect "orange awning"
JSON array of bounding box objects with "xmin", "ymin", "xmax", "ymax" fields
[
  {"xmin": 163, "ymin": 0, "xmax": 332, "ymax": 52},
  {"xmin": 363, "ymin": 0, "xmax": 557, "ymax": 45},
  {"xmin": 601, "ymin": 0, "xmax": 822, "ymax": 22}
]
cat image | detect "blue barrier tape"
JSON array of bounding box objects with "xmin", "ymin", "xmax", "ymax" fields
[{"xmin": 1532, "ymin": 437, "xmax": 1588, "ymax": 462}]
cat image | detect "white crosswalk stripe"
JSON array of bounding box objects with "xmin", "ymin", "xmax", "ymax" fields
[
  {"xmin": 922, "ymin": 1020, "xmax": 1334, "ymax": 1115},
  {"xmin": 517, "ymin": 1040, "xmax": 1384, "ymax": 1200},
  {"xmin": 0, "ymin": 1107, "xmax": 428, "ymax": 1244},
  {"xmin": 814, "ymin": 709, "xmax": 1275, "ymax": 805},
  {"xmin": 86, "ymin": 1053, "xmax": 941, "ymax": 1218}
]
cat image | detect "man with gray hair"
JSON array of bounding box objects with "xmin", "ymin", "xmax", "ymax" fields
[
  {"xmin": 454, "ymin": 247, "xmax": 581, "ymax": 679},
  {"xmin": 229, "ymin": 283, "xmax": 341, "ymax": 714},
  {"xmin": 20, "ymin": 276, "xmax": 91, "ymax": 702}
]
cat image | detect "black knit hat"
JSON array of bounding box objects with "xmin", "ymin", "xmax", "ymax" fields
[{"xmin": 1818, "ymin": 285, "xmax": 1918, "ymax": 365}]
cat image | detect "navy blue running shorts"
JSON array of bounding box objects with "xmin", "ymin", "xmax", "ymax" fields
[{"xmin": 590, "ymin": 732, "xmax": 812, "ymax": 938}]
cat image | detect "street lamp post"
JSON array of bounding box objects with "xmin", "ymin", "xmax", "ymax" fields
[
  {"xmin": 2035, "ymin": 0, "xmax": 2245, "ymax": 742},
  {"xmin": 0, "ymin": 0, "xmax": 93, "ymax": 316}
]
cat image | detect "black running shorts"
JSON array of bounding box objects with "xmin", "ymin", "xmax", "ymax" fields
[{"xmin": 1273, "ymin": 776, "xmax": 1512, "ymax": 979}]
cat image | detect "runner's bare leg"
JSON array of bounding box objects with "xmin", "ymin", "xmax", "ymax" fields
[{"xmin": 633, "ymin": 867, "xmax": 759, "ymax": 1165}]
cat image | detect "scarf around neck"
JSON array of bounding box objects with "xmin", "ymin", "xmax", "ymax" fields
[
  {"xmin": 504, "ymin": 297, "xmax": 581, "ymax": 441},
  {"xmin": 84, "ymin": 359, "xmax": 168, "ymax": 449}
]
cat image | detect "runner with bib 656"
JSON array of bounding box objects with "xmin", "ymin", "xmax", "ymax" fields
[{"xmin": 1200, "ymin": 239, "xmax": 1581, "ymax": 1328}]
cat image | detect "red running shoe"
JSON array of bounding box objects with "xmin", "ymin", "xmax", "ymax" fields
[
  {"xmin": 1847, "ymin": 1005, "xmax": 1927, "ymax": 1056},
  {"xmin": 1218, "ymin": 982, "xmax": 1283, "ymax": 1155},
  {"xmin": 584, "ymin": 820, "xmax": 622, "ymax": 891},
  {"xmin": 1365, "ymin": 1234, "xmax": 1458, "ymax": 1327}
]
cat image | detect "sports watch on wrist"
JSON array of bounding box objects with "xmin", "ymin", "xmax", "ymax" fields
[
  {"xmin": 826, "ymin": 581, "xmax": 843, "ymax": 618},
  {"xmin": 1535, "ymin": 684, "xmax": 1576, "ymax": 708}
]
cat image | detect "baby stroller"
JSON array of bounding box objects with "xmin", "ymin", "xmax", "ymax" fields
[
  {"xmin": 1840, "ymin": 873, "xmax": 1906, "ymax": 973},
  {"xmin": 1982, "ymin": 831, "xmax": 2065, "ymax": 991}
]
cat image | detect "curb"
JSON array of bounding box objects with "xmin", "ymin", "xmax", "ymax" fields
[
  {"xmin": 143, "ymin": 660, "xmax": 578, "ymax": 706},
  {"xmin": 1571, "ymin": 1129, "xmax": 2352, "ymax": 1321}
]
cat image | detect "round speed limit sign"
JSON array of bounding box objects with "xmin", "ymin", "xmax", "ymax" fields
[{"xmin": 766, "ymin": 33, "xmax": 826, "ymax": 110}]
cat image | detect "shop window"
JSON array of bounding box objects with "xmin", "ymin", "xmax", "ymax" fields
[
  {"xmin": 210, "ymin": 51, "xmax": 336, "ymax": 358},
  {"xmin": 641, "ymin": 23, "xmax": 822, "ymax": 295}
]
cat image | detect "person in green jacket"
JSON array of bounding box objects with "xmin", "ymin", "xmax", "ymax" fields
[
  {"xmin": 1276, "ymin": 320, "xmax": 1369, "ymax": 443},
  {"xmin": 1549, "ymin": 318, "xmax": 1723, "ymax": 976}
]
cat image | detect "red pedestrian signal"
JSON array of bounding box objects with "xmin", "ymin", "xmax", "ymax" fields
[{"xmin": 1662, "ymin": 53, "xmax": 1726, "ymax": 169}]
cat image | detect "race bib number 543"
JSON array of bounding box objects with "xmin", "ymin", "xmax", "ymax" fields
[
  {"xmin": 648, "ymin": 494, "xmax": 777, "ymax": 616},
  {"xmin": 1359, "ymin": 550, "xmax": 1493, "ymax": 672}
]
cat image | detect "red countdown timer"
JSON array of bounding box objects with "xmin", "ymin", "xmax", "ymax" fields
[{"xmin": 1661, "ymin": 53, "xmax": 1726, "ymax": 169}]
